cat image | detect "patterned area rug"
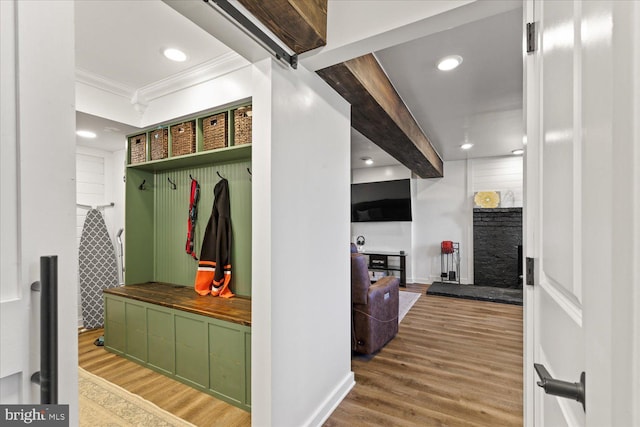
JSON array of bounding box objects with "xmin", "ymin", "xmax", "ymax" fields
[
  {"xmin": 399, "ymin": 291, "xmax": 420, "ymax": 323},
  {"xmin": 79, "ymin": 368, "xmax": 195, "ymax": 426}
]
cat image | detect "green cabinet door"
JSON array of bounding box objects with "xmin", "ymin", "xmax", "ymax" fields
[
  {"xmin": 125, "ymin": 302, "xmax": 147, "ymax": 363},
  {"xmin": 245, "ymin": 330, "xmax": 251, "ymax": 407},
  {"xmin": 175, "ymin": 314, "xmax": 208, "ymax": 388},
  {"xmin": 208, "ymin": 323, "xmax": 245, "ymax": 403},
  {"xmin": 147, "ymin": 307, "xmax": 174, "ymax": 374},
  {"xmin": 104, "ymin": 296, "xmax": 125, "ymax": 354}
]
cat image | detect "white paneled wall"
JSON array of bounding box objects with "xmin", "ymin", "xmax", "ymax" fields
[
  {"xmin": 471, "ymin": 156, "xmax": 523, "ymax": 207},
  {"xmin": 76, "ymin": 146, "xmax": 126, "ymax": 327}
]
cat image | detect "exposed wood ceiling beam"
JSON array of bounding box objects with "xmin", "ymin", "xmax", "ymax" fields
[
  {"xmin": 317, "ymin": 54, "xmax": 443, "ymax": 178},
  {"xmin": 237, "ymin": 0, "xmax": 327, "ymax": 54}
]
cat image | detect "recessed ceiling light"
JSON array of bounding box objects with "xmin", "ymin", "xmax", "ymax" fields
[
  {"xmin": 361, "ymin": 157, "xmax": 374, "ymax": 165},
  {"xmin": 460, "ymin": 143, "xmax": 473, "ymax": 150},
  {"xmin": 76, "ymin": 130, "xmax": 97, "ymax": 139},
  {"xmin": 163, "ymin": 48, "xmax": 187, "ymax": 62},
  {"xmin": 437, "ymin": 55, "xmax": 463, "ymax": 71},
  {"xmin": 512, "ymin": 149, "xmax": 524, "ymax": 155}
]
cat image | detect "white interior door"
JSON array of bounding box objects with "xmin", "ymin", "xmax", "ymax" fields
[
  {"xmin": 524, "ymin": 0, "xmax": 640, "ymax": 426},
  {"xmin": 0, "ymin": 0, "xmax": 35, "ymax": 404},
  {"xmin": 1, "ymin": 1, "xmax": 78, "ymax": 421}
]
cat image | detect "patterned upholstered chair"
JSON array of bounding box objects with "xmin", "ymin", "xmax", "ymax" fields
[{"xmin": 351, "ymin": 253, "xmax": 399, "ymax": 354}]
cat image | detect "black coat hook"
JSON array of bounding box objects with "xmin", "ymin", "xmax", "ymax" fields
[
  {"xmin": 167, "ymin": 177, "xmax": 176, "ymax": 190},
  {"xmin": 189, "ymin": 174, "xmax": 195, "ymax": 181},
  {"xmin": 217, "ymin": 171, "xmax": 225, "ymax": 179},
  {"xmin": 138, "ymin": 179, "xmax": 146, "ymax": 190},
  {"xmin": 247, "ymin": 168, "xmax": 252, "ymax": 176}
]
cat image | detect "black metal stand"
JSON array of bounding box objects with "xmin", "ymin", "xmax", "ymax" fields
[{"xmin": 440, "ymin": 242, "xmax": 460, "ymax": 284}]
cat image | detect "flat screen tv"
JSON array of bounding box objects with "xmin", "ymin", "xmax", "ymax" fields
[{"xmin": 351, "ymin": 179, "xmax": 412, "ymax": 222}]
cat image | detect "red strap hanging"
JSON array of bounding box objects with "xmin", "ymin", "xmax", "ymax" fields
[{"xmin": 186, "ymin": 177, "xmax": 200, "ymax": 260}]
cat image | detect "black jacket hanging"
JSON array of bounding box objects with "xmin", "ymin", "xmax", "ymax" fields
[{"xmin": 194, "ymin": 178, "xmax": 234, "ymax": 298}]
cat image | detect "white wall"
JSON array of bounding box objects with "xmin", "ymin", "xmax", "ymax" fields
[
  {"xmin": 352, "ymin": 156, "xmax": 523, "ymax": 284},
  {"xmin": 351, "ymin": 164, "xmax": 410, "ymax": 184},
  {"xmin": 0, "ymin": 0, "xmax": 78, "ymax": 421},
  {"xmin": 413, "ymin": 160, "xmax": 473, "ymax": 283},
  {"xmin": 252, "ymin": 59, "xmax": 353, "ymax": 427},
  {"xmin": 76, "ymin": 147, "xmax": 126, "ymax": 327},
  {"xmin": 471, "ymin": 156, "xmax": 523, "ymax": 207}
]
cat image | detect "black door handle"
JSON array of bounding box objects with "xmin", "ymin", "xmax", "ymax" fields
[{"xmin": 534, "ymin": 363, "xmax": 585, "ymax": 411}]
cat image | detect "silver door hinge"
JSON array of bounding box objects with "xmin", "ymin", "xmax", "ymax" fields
[
  {"xmin": 527, "ymin": 22, "xmax": 536, "ymax": 53},
  {"xmin": 526, "ymin": 257, "xmax": 535, "ymax": 286}
]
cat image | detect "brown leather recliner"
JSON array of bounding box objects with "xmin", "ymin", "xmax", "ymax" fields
[{"xmin": 351, "ymin": 253, "xmax": 399, "ymax": 354}]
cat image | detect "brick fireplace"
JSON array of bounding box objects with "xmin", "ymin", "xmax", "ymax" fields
[{"xmin": 473, "ymin": 208, "xmax": 522, "ymax": 288}]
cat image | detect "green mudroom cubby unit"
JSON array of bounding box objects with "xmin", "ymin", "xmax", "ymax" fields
[
  {"xmin": 104, "ymin": 290, "xmax": 251, "ymax": 411},
  {"xmin": 127, "ymin": 103, "xmax": 252, "ymax": 165},
  {"xmin": 125, "ymin": 144, "xmax": 252, "ymax": 297}
]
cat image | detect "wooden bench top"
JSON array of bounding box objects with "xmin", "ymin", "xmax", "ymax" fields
[{"xmin": 103, "ymin": 282, "xmax": 251, "ymax": 327}]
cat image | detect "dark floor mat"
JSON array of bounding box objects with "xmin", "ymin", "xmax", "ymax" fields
[{"xmin": 426, "ymin": 282, "xmax": 523, "ymax": 305}]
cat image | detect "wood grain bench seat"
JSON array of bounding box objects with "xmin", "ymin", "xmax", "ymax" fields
[{"xmin": 103, "ymin": 282, "xmax": 251, "ymax": 326}]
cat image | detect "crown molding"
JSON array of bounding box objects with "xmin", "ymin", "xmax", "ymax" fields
[
  {"xmin": 75, "ymin": 51, "xmax": 249, "ymax": 113},
  {"xmin": 136, "ymin": 52, "xmax": 249, "ymax": 103},
  {"xmin": 75, "ymin": 67, "xmax": 136, "ymax": 99}
]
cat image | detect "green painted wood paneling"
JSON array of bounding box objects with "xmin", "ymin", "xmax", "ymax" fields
[
  {"xmin": 175, "ymin": 314, "xmax": 208, "ymax": 388},
  {"xmin": 153, "ymin": 160, "xmax": 252, "ymax": 296},
  {"xmin": 209, "ymin": 323, "xmax": 245, "ymax": 403},
  {"xmin": 125, "ymin": 303, "xmax": 147, "ymax": 362},
  {"xmin": 104, "ymin": 297, "xmax": 125, "ymax": 353},
  {"xmin": 124, "ymin": 168, "xmax": 155, "ymax": 284},
  {"xmin": 104, "ymin": 294, "xmax": 251, "ymax": 412},
  {"xmin": 245, "ymin": 331, "xmax": 251, "ymax": 406},
  {"xmin": 147, "ymin": 307, "xmax": 174, "ymax": 373}
]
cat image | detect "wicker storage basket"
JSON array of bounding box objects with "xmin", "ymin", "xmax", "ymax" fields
[
  {"xmin": 234, "ymin": 105, "xmax": 252, "ymax": 145},
  {"xmin": 203, "ymin": 112, "xmax": 228, "ymax": 151},
  {"xmin": 171, "ymin": 121, "xmax": 196, "ymax": 157},
  {"xmin": 129, "ymin": 133, "xmax": 147, "ymax": 164},
  {"xmin": 149, "ymin": 128, "xmax": 168, "ymax": 161}
]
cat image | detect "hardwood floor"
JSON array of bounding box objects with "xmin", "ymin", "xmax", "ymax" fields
[
  {"xmin": 79, "ymin": 283, "xmax": 522, "ymax": 427},
  {"xmin": 325, "ymin": 283, "xmax": 523, "ymax": 427}
]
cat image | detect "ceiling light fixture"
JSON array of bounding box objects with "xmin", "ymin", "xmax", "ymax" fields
[
  {"xmin": 163, "ymin": 48, "xmax": 187, "ymax": 62},
  {"xmin": 76, "ymin": 130, "xmax": 97, "ymax": 139},
  {"xmin": 361, "ymin": 157, "xmax": 374, "ymax": 165},
  {"xmin": 437, "ymin": 55, "xmax": 463, "ymax": 71},
  {"xmin": 512, "ymin": 149, "xmax": 525, "ymax": 155},
  {"xmin": 460, "ymin": 143, "xmax": 473, "ymax": 150}
]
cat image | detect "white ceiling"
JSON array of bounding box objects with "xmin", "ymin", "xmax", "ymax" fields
[
  {"xmin": 350, "ymin": 128, "xmax": 406, "ymax": 170},
  {"xmin": 76, "ymin": 111, "xmax": 140, "ymax": 152},
  {"xmin": 74, "ymin": 0, "xmax": 243, "ymax": 152},
  {"xmin": 75, "ymin": 0, "xmax": 233, "ymax": 89},
  {"xmin": 375, "ymin": 7, "xmax": 524, "ymax": 162},
  {"xmin": 74, "ymin": 1, "xmax": 524, "ymax": 166}
]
